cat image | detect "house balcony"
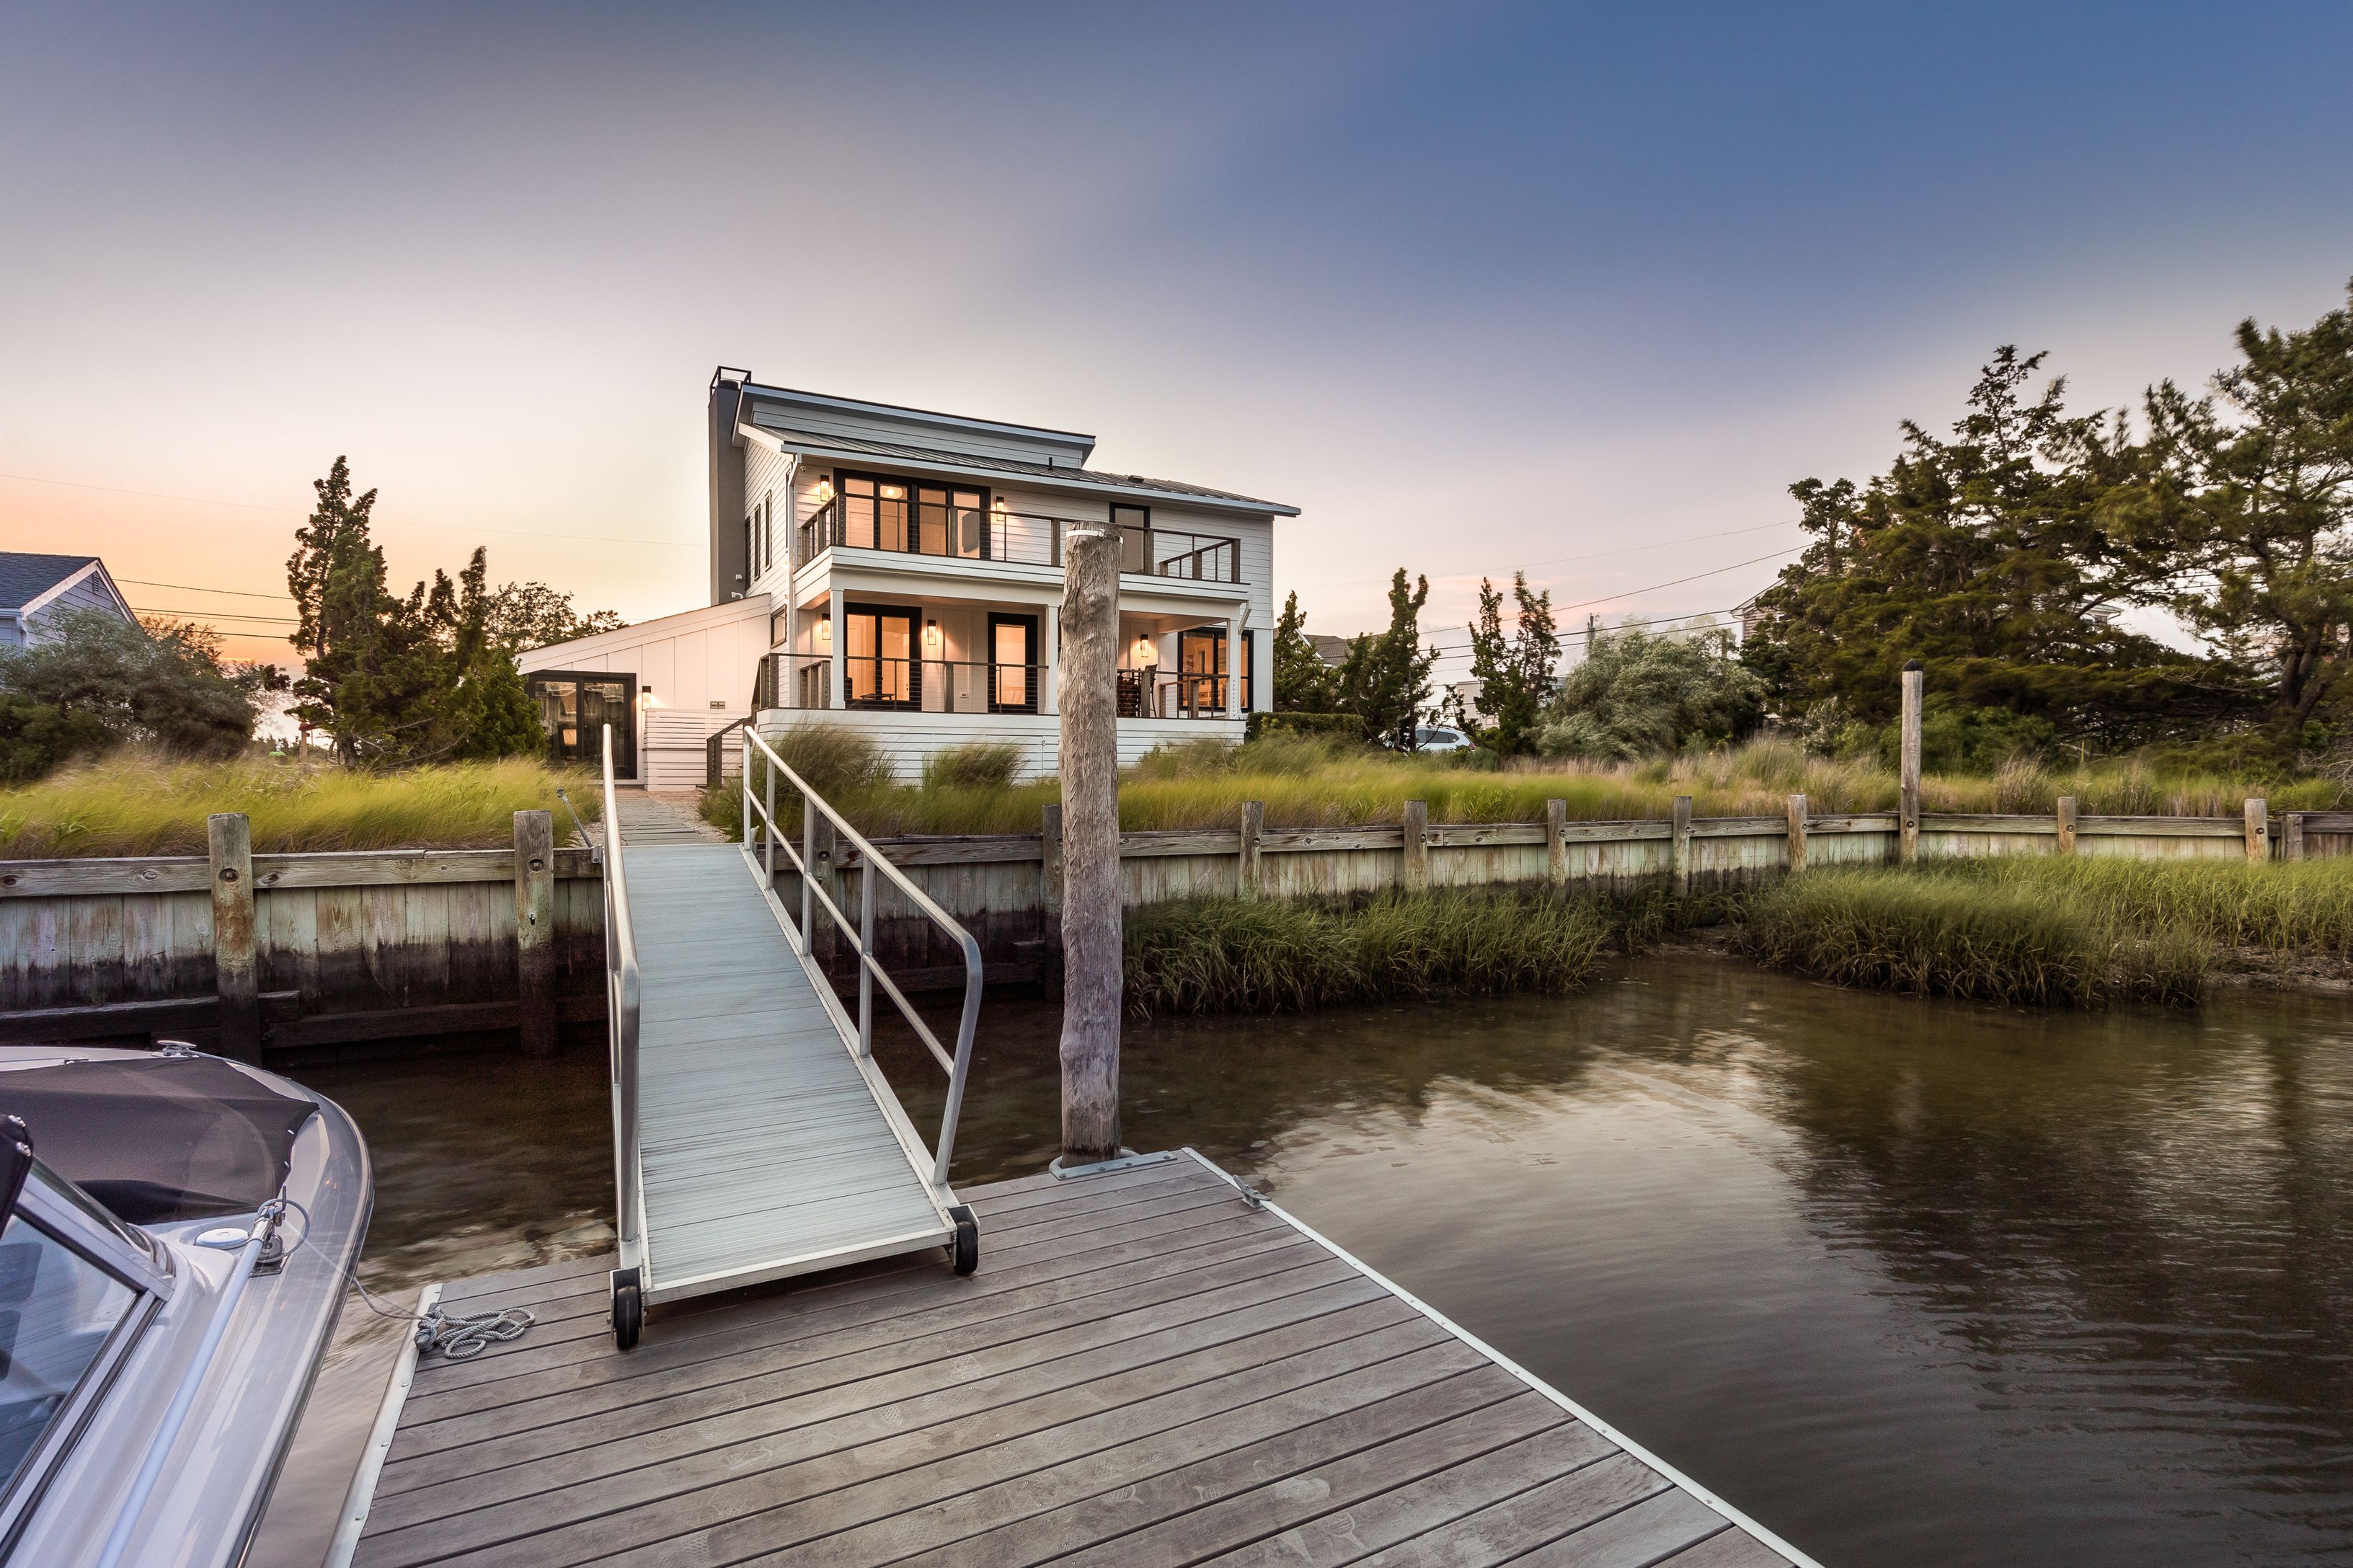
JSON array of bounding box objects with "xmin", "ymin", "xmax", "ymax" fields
[
  {"xmin": 797, "ymin": 500, "xmax": 1244, "ymax": 586},
  {"xmin": 774, "ymin": 655, "xmax": 1241, "ymax": 721}
]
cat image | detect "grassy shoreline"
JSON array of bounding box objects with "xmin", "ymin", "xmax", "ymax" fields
[
  {"xmin": 706, "ymin": 730, "xmax": 2346, "ymax": 841},
  {"xmin": 0, "ymin": 753, "xmax": 595, "ymax": 857}
]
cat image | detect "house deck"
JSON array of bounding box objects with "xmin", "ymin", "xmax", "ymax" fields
[{"xmin": 347, "ymin": 1153, "xmax": 1810, "ymax": 1568}]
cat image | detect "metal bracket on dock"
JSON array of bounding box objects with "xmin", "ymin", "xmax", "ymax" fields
[{"xmin": 1046, "ymin": 1148, "xmax": 1182, "ymax": 1181}]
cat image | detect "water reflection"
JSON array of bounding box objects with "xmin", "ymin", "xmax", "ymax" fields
[
  {"xmin": 884, "ymin": 958, "xmax": 2353, "ymax": 1566},
  {"xmin": 265, "ymin": 957, "xmax": 2353, "ymax": 1567}
]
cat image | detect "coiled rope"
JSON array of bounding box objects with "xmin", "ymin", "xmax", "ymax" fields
[{"xmin": 280, "ymin": 1199, "xmax": 536, "ymax": 1360}]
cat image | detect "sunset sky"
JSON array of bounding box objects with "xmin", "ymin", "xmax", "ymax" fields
[{"xmin": 5, "ymin": 4, "xmax": 2350, "ymax": 681}]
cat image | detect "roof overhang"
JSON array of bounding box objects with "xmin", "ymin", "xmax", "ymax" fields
[
  {"xmin": 17, "ymin": 559, "xmax": 132, "ymax": 621},
  {"xmin": 741, "ymin": 425, "xmax": 1298, "ymax": 520},
  {"xmin": 741, "ymin": 382, "xmax": 1095, "ymax": 463}
]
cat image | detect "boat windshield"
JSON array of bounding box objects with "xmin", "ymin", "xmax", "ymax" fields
[{"xmin": 0, "ymin": 1210, "xmax": 139, "ymax": 1492}]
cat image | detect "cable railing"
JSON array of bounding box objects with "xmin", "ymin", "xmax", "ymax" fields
[
  {"xmin": 598, "ymin": 724, "xmax": 645, "ymax": 1294},
  {"xmin": 740, "ymin": 725, "xmax": 983, "ymax": 1188},
  {"xmin": 797, "ymin": 499, "xmax": 1243, "ymax": 585},
  {"xmin": 781, "ymin": 652, "xmax": 1044, "ymax": 714},
  {"xmin": 1118, "ymin": 668, "xmax": 1241, "ymax": 719}
]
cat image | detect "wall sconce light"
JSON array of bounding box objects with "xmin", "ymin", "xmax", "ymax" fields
[
  {"xmin": 923, "ymin": 619, "xmax": 942, "ymax": 651},
  {"xmin": 638, "ymin": 686, "xmax": 665, "ymax": 710},
  {"xmin": 1132, "ymin": 635, "xmax": 1159, "ymax": 668},
  {"xmin": 814, "ymin": 477, "xmax": 835, "ymax": 504},
  {"xmin": 816, "ymin": 616, "xmax": 832, "ymax": 649}
]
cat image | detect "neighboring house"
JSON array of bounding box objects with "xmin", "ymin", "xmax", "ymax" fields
[
  {"xmin": 524, "ymin": 371, "xmax": 1297, "ymax": 784},
  {"xmin": 0, "ymin": 553, "xmax": 135, "ymax": 650}
]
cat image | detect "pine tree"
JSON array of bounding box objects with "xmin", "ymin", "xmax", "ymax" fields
[
  {"xmin": 1464, "ymin": 572, "xmax": 1559, "ymax": 755},
  {"xmin": 1271, "ymin": 590, "xmax": 1337, "ymax": 712},
  {"xmin": 1337, "ymin": 570, "xmax": 1437, "ymax": 750}
]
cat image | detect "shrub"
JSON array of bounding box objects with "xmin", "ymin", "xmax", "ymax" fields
[
  {"xmin": 0, "ymin": 608, "xmax": 258, "ymax": 762},
  {"xmin": 921, "ymin": 742, "xmax": 1023, "ymax": 792},
  {"xmin": 1246, "ymin": 710, "xmax": 1363, "ymax": 743},
  {"xmin": 0, "ymin": 699, "xmax": 114, "ymax": 785}
]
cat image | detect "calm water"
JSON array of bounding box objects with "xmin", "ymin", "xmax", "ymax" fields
[{"xmin": 263, "ymin": 956, "xmax": 2353, "ymax": 1567}]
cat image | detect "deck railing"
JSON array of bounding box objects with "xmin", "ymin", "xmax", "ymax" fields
[
  {"xmin": 798, "ymin": 500, "xmax": 1242, "ymax": 585},
  {"xmin": 772, "ymin": 654, "xmax": 1233, "ymax": 719},
  {"xmin": 1120, "ymin": 667, "xmax": 1240, "ymax": 719},
  {"xmin": 598, "ymin": 724, "xmax": 645, "ymax": 1292},
  {"xmin": 740, "ymin": 725, "xmax": 984, "ymax": 1188}
]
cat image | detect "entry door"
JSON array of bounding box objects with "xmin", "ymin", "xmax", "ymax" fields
[
  {"xmin": 528, "ymin": 671, "xmax": 637, "ymax": 777},
  {"xmin": 988, "ymin": 614, "xmax": 1038, "ymax": 712},
  {"xmin": 844, "ymin": 605, "xmax": 920, "ymax": 707},
  {"xmin": 1178, "ymin": 628, "xmax": 1228, "ymax": 714}
]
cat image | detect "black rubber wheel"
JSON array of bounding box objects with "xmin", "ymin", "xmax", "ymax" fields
[
  {"xmin": 948, "ymin": 1205, "xmax": 980, "ymax": 1277},
  {"xmin": 611, "ymin": 1283, "xmax": 643, "ymax": 1350}
]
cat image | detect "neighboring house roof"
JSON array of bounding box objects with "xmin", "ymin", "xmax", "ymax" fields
[
  {"xmin": 0, "ymin": 553, "xmax": 104, "ymax": 611},
  {"xmin": 745, "ymin": 423, "xmax": 1302, "ymax": 517},
  {"xmin": 1308, "ymin": 634, "xmax": 1352, "ymax": 666}
]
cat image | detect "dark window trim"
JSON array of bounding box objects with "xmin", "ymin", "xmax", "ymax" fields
[
  {"xmin": 525, "ymin": 669, "xmax": 638, "ymax": 779},
  {"xmin": 987, "ymin": 612, "xmax": 1041, "ymax": 714},
  {"xmin": 836, "ymin": 470, "xmax": 993, "ymax": 561},
  {"xmin": 841, "ymin": 601, "xmax": 924, "ymax": 710}
]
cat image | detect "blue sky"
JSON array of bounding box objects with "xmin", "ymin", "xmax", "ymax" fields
[{"xmin": 4, "ymin": 3, "xmax": 2349, "ymax": 678}]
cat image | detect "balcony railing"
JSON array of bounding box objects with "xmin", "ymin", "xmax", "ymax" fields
[
  {"xmin": 797, "ymin": 501, "xmax": 1243, "ymax": 585},
  {"xmin": 774, "ymin": 654, "xmax": 1240, "ymax": 719},
  {"xmin": 784, "ymin": 653, "xmax": 1045, "ymax": 715}
]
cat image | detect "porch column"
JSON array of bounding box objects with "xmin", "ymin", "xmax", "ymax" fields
[
  {"xmin": 1043, "ymin": 603, "xmax": 1061, "ymax": 716},
  {"xmin": 1226, "ymin": 606, "xmax": 1245, "ymax": 719},
  {"xmin": 828, "ymin": 586, "xmax": 846, "ymax": 710}
]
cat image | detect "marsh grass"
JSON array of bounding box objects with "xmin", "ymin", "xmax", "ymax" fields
[
  {"xmin": 1740, "ymin": 865, "xmax": 2217, "ymax": 1006},
  {"xmin": 701, "ymin": 727, "xmax": 2339, "ymax": 841},
  {"xmin": 1124, "ymin": 889, "xmax": 1615, "ymax": 1015},
  {"xmin": 0, "ymin": 751, "xmax": 593, "ymax": 858}
]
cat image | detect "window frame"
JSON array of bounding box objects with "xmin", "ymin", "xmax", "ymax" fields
[{"xmin": 0, "ymin": 1164, "xmax": 170, "ymax": 1543}]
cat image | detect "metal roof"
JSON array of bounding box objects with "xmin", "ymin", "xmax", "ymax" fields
[
  {"xmin": 0, "ymin": 553, "xmax": 102, "ymax": 611},
  {"xmin": 750, "ymin": 425, "xmax": 1300, "ymax": 517}
]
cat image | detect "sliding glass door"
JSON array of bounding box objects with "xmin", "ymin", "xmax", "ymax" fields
[{"xmin": 844, "ymin": 604, "xmax": 920, "ymax": 708}]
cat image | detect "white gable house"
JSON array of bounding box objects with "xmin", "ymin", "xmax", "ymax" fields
[{"xmin": 524, "ymin": 372, "xmax": 1295, "ymax": 784}]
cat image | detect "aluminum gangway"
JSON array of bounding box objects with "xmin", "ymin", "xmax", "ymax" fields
[{"xmin": 595, "ymin": 723, "xmax": 983, "ymax": 1348}]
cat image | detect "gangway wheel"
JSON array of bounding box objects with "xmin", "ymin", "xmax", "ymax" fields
[
  {"xmin": 611, "ymin": 1280, "xmax": 643, "ymax": 1350},
  {"xmin": 947, "ymin": 1205, "xmax": 980, "ymax": 1277}
]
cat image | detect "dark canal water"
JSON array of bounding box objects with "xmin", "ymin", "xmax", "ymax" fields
[{"xmin": 260, "ymin": 954, "xmax": 2353, "ymax": 1567}]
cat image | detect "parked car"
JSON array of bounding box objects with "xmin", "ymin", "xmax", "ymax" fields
[
  {"xmin": 0, "ymin": 1044, "xmax": 370, "ymax": 1567},
  {"xmin": 1412, "ymin": 725, "xmax": 1475, "ymax": 753}
]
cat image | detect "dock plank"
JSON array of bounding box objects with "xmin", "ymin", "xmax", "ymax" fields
[{"xmin": 350, "ymin": 1156, "xmax": 1809, "ymax": 1568}]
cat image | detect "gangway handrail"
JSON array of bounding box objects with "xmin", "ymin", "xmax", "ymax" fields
[
  {"xmin": 739, "ymin": 725, "xmax": 983, "ymax": 1189},
  {"xmin": 599, "ymin": 725, "xmax": 644, "ymax": 1287}
]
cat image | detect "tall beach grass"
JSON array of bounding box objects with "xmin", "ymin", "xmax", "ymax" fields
[
  {"xmin": 0, "ymin": 752, "xmax": 595, "ymax": 858},
  {"xmin": 702, "ymin": 726, "xmax": 2339, "ymax": 841}
]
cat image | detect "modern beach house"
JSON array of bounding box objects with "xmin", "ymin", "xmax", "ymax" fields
[{"xmin": 523, "ymin": 371, "xmax": 1295, "ymax": 784}]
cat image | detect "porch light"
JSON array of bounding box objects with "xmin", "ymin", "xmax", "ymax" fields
[
  {"xmin": 923, "ymin": 619, "xmax": 941, "ymax": 651},
  {"xmin": 816, "ymin": 616, "xmax": 832, "ymax": 649},
  {"xmin": 814, "ymin": 477, "xmax": 835, "ymax": 503},
  {"xmin": 1132, "ymin": 635, "xmax": 1159, "ymax": 668},
  {"xmin": 638, "ymin": 687, "xmax": 665, "ymax": 710}
]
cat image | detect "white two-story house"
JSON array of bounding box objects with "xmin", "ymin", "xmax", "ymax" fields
[{"xmin": 523, "ymin": 371, "xmax": 1294, "ymax": 784}]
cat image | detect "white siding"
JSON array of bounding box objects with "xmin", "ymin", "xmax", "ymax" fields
[
  {"xmin": 519, "ymin": 598, "xmax": 773, "ymax": 718},
  {"xmin": 744, "ymin": 441, "xmax": 796, "ymax": 597},
  {"xmin": 753, "ymin": 709, "xmax": 1244, "ymax": 784}
]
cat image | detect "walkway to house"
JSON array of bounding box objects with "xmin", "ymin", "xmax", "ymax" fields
[
  {"xmin": 346, "ymin": 1151, "xmax": 1810, "ymax": 1568},
  {"xmin": 586, "ymin": 788, "xmax": 728, "ymax": 846}
]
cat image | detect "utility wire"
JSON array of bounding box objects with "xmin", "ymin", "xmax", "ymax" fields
[
  {"xmin": 0, "ymin": 470, "xmax": 694, "ymax": 549},
  {"xmin": 116, "ymin": 576, "xmax": 293, "ymax": 601},
  {"xmin": 1289, "ymin": 518, "xmax": 1799, "ymax": 591}
]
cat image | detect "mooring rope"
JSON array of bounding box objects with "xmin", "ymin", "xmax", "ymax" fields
[{"xmin": 279, "ymin": 1198, "xmax": 536, "ymax": 1359}]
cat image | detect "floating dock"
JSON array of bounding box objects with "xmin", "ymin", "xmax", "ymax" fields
[{"xmin": 344, "ymin": 1151, "xmax": 1811, "ymax": 1568}]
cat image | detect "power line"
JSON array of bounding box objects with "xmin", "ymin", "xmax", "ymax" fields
[
  {"xmin": 116, "ymin": 576, "xmax": 293, "ymax": 601},
  {"xmin": 1290, "ymin": 518, "xmax": 1798, "ymax": 591},
  {"xmin": 130, "ymin": 606, "xmax": 300, "ymax": 626},
  {"xmin": 0, "ymin": 470, "xmax": 696, "ymax": 549}
]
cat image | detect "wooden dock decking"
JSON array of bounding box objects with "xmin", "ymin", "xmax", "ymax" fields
[{"xmin": 347, "ymin": 1152, "xmax": 1809, "ymax": 1568}]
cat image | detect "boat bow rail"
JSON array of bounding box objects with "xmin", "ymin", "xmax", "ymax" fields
[{"xmin": 599, "ymin": 724, "xmax": 982, "ymax": 1351}]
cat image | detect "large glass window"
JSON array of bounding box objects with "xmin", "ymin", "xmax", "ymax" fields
[
  {"xmin": 839, "ymin": 474, "xmax": 985, "ymax": 559},
  {"xmin": 524, "ymin": 672, "xmax": 637, "ymax": 776},
  {"xmin": 0, "ymin": 1214, "xmax": 138, "ymax": 1492},
  {"xmin": 844, "ymin": 606, "xmax": 918, "ymax": 707}
]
